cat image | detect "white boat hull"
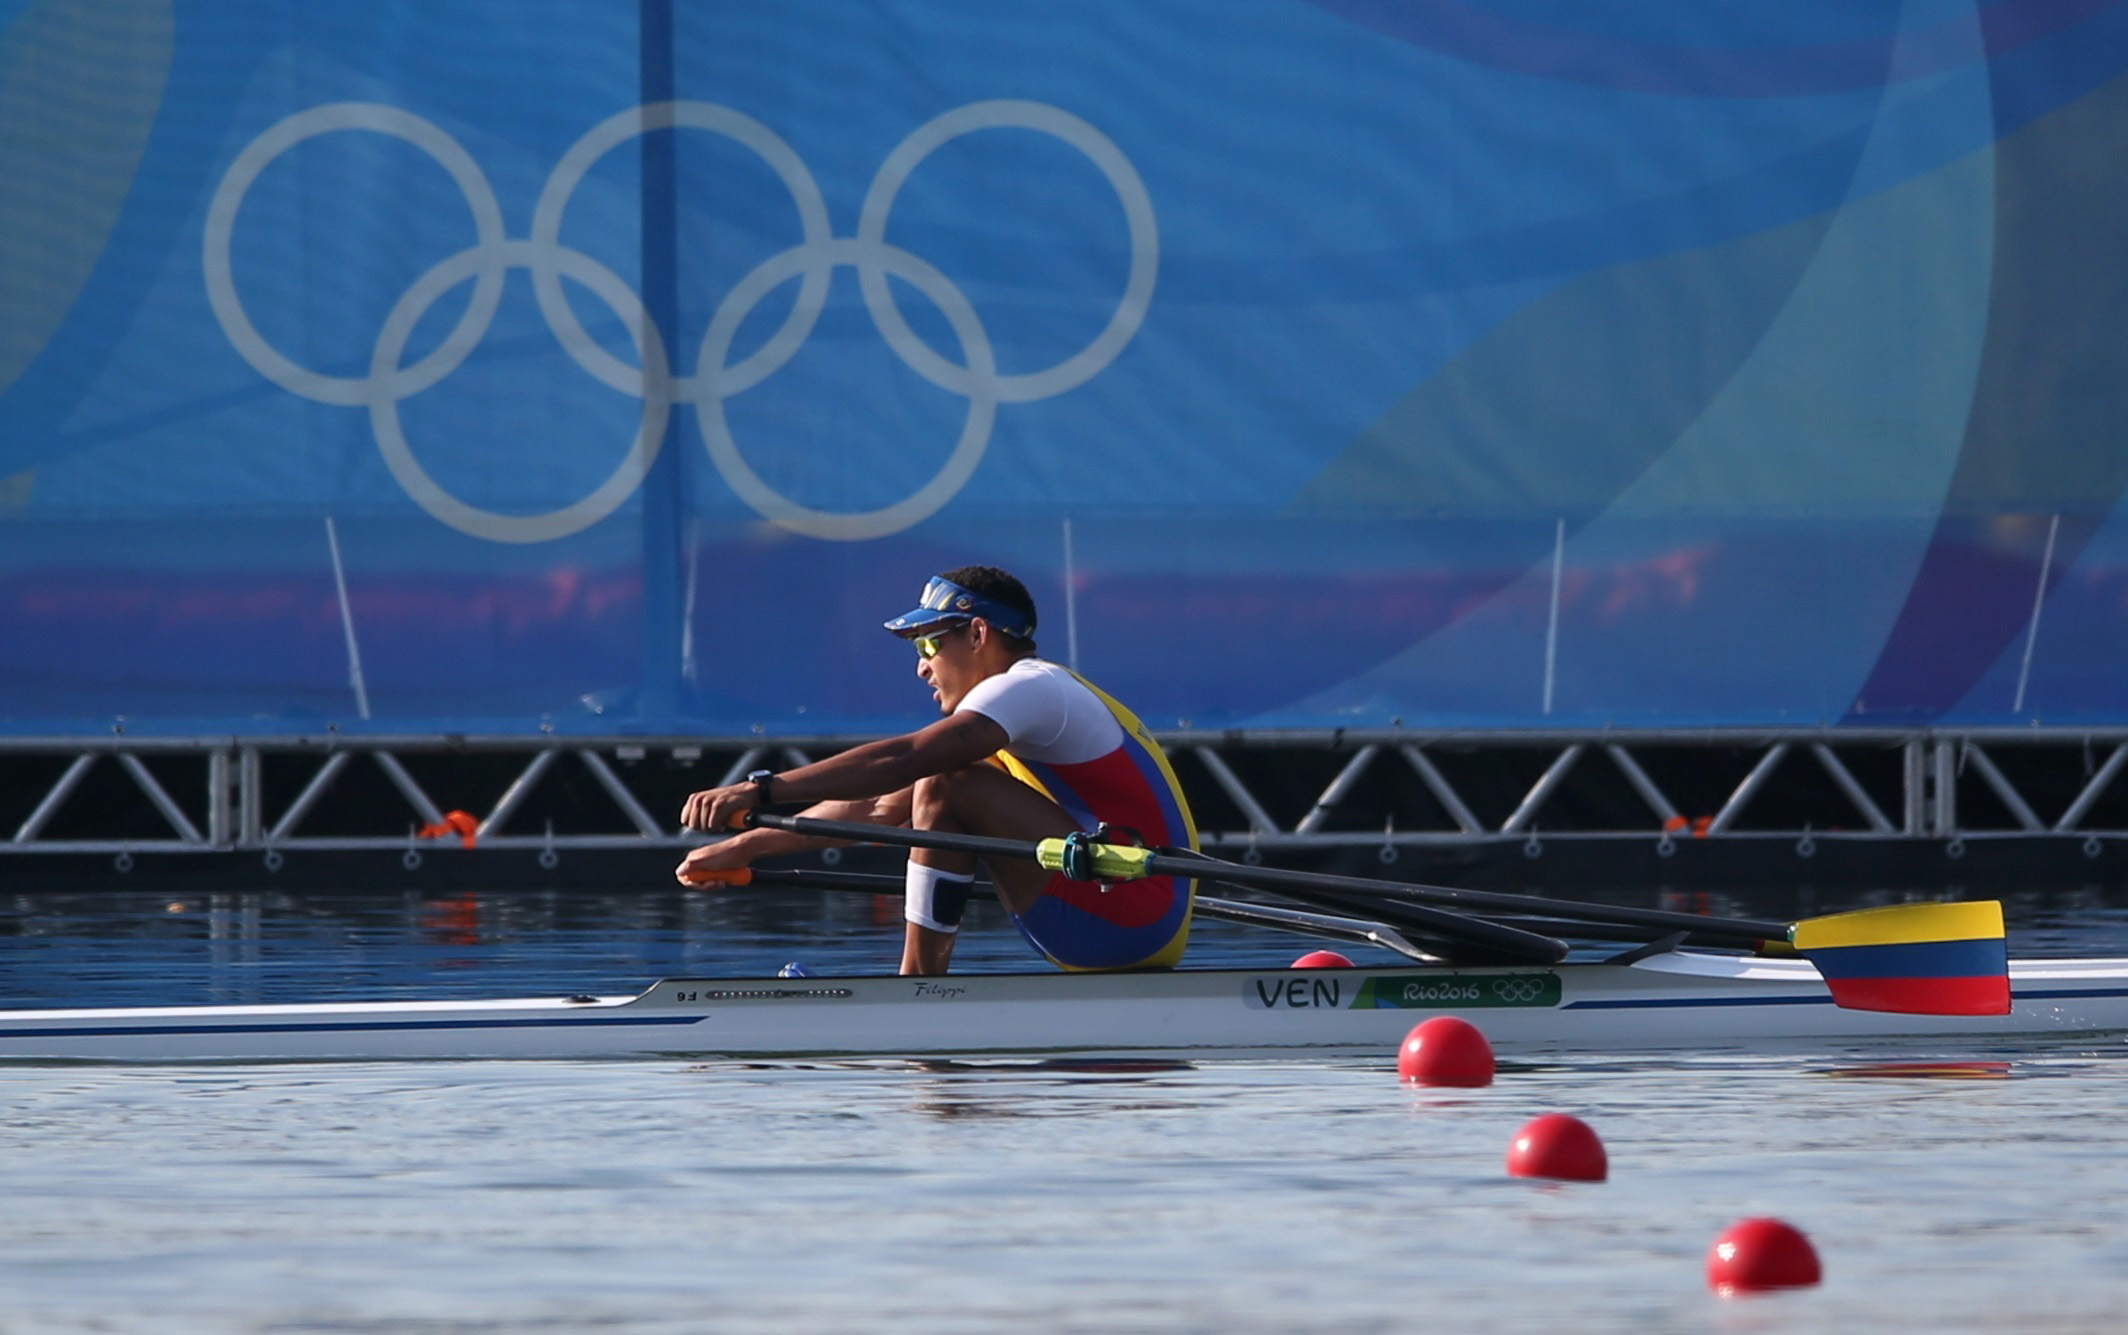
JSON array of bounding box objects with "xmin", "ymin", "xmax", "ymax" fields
[{"xmin": 1, "ymin": 954, "xmax": 2124, "ymax": 1063}]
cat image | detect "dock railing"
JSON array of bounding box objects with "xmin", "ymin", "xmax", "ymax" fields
[{"xmin": 4, "ymin": 729, "xmax": 2124, "ymax": 878}]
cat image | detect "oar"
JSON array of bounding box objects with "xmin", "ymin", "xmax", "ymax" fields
[
  {"xmin": 734, "ymin": 812, "xmax": 1570, "ymax": 964},
  {"xmin": 1149, "ymin": 850, "xmax": 2009, "ymax": 1014},
  {"xmin": 1159, "ymin": 866, "xmax": 1571, "ymax": 962},
  {"xmin": 732, "ymin": 812, "xmax": 2010, "ymax": 1015},
  {"xmin": 691, "ymin": 866, "xmax": 1445, "ymax": 964},
  {"xmin": 1147, "ymin": 843, "xmax": 1793, "ymax": 943},
  {"xmin": 1129, "ymin": 846, "xmax": 1770, "ymax": 954},
  {"xmin": 702, "ymin": 864, "xmax": 1709, "ymax": 963},
  {"xmin": 701, "ymin": 864, "xmax": 1575, "ymax": 964}
]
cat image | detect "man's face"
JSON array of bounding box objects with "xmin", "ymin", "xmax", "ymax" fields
[{"xmin": 910, "ymin": 619, "xmax": 978, "ymax": 713}]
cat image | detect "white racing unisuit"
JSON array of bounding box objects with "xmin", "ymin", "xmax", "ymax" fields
[{"xmin": 0, "ymin": 952, "xmax": 2124, "ymax": 1063}]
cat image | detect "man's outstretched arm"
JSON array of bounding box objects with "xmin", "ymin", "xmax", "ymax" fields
[
  {"xmin": 676, "ymin": 789, "xmax": 913, "ymax": 885},
  {"xmin": 679, "ymin": 711, "xmax": 1007, "ymax": 834}
]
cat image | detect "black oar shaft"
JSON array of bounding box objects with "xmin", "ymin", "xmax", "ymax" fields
[
  {"xmin": 1172, "ymin": 859, "xmax": 1791, "ymax": 942},
  {"xmin": 1149, "ymin": 846, "xmax": 1789, "ymax": 941},
  {"xmin": 740, "ymin": 866, "xmax": 923, "ymax": 893},
  {"xmin": 738, "ymin": 867, "xmax": 917, "ymax": 893},
  {"xmin": 749, "ymin": 814, "xmax": 1033, "ymax": 865},
  {"xmin": 1179, "ymin": 874, "xmax": 1563, "ymax": 961},
  {"xmin": 738, "ymin": 868, "xmax": 1440, "ymax": 964},
  {"xmin": 743, "ymin": 810, "xmax": 1789, "ymax": 945},
  {"xmin": 742, "ymin": 812, "xmax": 1567, "ymax": 963},
  {"xmin": 1463, "ymin": 916, "xmax": 1765, "ymax": 950}
]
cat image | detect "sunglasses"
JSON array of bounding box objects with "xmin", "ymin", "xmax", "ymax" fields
[{"xmin": 911, "ymin": 623, "xmax": 970, "ymax": 660}]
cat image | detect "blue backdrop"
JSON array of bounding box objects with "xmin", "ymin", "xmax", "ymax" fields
[{"xmin": 4, "ymin": 0, "xmax": 2127, "ymax": 735}]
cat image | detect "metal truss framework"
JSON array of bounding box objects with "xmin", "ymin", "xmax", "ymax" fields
[{"xmin": 5, "ymin": 728, "xmax": 2127, "ymax": 871}]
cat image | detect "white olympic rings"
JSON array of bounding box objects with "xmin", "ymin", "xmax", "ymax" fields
[
  {"xmin": 203, "ymin": 98, "xmax": 1157, "ymax": 543},
  {"xmin": 1490, "ymin": 978, "xmax": 1547, "ymax": 1003}
]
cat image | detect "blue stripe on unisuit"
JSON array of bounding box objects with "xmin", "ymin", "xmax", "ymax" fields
[
  {"xmin": 1014, "ymin": 889, "xmax": 1187, "ymax": 969},
  {"xmin": 1119, "ymin": 733, "xmax": 1192, "ymax": 848}
]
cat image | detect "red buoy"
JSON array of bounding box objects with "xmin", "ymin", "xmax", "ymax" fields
[
  {"xmin": 1707, "ymin": 1218, "xmax": 1822, "ymax": 1294},
  {"xmin": 1505, "ymin": 1112, "xmax": 1607, "ymax": 1181},
  {"xmin": 1291, "ymin": 949, "xmax": 1354, "ymax": 969},
  {"xmin": 1396, "ymin": 1015, "xmax": 1494, "ymax": 1086}
]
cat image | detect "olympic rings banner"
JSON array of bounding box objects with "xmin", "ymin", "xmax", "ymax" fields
[{"xmin": 4, "ymin": 0, "xmax": 2128, "ymax": 736}]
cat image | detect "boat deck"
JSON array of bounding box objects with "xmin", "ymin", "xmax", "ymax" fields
[{"xmin": 1, "ymin": 954, "xmax": 2124, "ymax": 1064}]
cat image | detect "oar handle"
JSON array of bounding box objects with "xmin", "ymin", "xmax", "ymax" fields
[{"xmin": 689, "ymin": 867, "xmax": 755, "ymax": 886}]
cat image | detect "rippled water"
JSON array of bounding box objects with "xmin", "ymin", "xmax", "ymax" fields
[
  {"xmin": 6, "ymin": 882, "xmax": 2128, "ymax": 1008},
  {"xmin": 0, "ymin": 883, "xmax": 2123, "ymax": 1332}
]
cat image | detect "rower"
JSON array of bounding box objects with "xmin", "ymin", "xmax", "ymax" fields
[{"xmin": 678, "ymin": 566, "xmax": 1198, "ymax": 976}]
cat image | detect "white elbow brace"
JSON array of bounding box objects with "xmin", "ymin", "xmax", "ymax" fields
[{"xmin": 905, "ymin": 862, "xmax": 975, "ymax": 932}]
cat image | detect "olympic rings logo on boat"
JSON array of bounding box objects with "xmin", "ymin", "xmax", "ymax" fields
[
  {"xmin": 203, "ymin": 100, "xmax": 1158, "ymax": 543},
  {"xmin": 1490, "ymin": 977, "xmax": 1548, "ymax": 1003}
]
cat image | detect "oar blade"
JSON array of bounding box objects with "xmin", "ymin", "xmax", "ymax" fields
[{"xmin": 1790, "ymin": 901, "xmax": 2009, "ymax": 1016}]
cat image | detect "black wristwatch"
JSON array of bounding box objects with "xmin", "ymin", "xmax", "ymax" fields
[{"xmin": 746, "ymin": 769, "xmax": 776, "ymax": 807}]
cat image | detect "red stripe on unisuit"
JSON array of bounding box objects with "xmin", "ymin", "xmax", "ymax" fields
[{"xmin": 1022, "ymin": 749, "xmax": 1180, "ymax": 849}]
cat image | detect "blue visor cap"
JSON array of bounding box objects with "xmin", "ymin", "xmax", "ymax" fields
[{"xmin": 882, "ymin": 576, "xmax": 1036, "ymax": 639}]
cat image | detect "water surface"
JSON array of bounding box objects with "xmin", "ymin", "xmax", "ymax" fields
[{"xmin": 0, "ymin": 883, "xmax": 2122, "ymax": 1332}]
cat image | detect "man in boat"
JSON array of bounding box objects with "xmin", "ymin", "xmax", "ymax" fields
[{"xmin": 678, "ymin": 566, "xmax": 1197, "ymax": 976}]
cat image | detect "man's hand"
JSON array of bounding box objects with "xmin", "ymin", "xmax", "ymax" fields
[
  {"xmin": 680, "ymin": 782, "xmax": 759, "ymax": 834},
  {"xmin": 675, "ymin": 839, "xmax": 752, "ymax": 888}
]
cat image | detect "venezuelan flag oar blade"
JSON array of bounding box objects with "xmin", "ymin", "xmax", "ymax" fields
[{"xmin": 1789, "ymin": 901, "xmax": 2010, "ymax": 1016}]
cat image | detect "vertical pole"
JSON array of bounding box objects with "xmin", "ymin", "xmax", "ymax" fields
[
  {"xmin": 325, "ymin": 516, "xmax": 371, "ymax": 720},
  {"xmin": 1902, "ymin": 736, "xmax": 1926, "ymax": 836},
  {"xmin": 1062, "ymin": 515, "xmax": 1081, "ymax": 671},
  {"xmin": 1932, "ymin": 737, "xmax": 1959, "ymax": 838},
  {"xmin": 680, "ymin": 515, "xmax": 700, "ymax": 688},
  {"xmin": 208, "ymin": 749, "xmax": 232, "ymax": 847},
  {"xmin": 2011, "ymin": 513, "xmax": 2059, "ymax": 716},
  {"xmin": 1542, "ymin": 517, "xmax": 1564, "ymax": 715},
  {"xmin": 639, "ymin": 0, "xmax": 684, "ymax": 723},
  {"xmin": 239, "ymin": 746, "xmax": 263, "ymax": 847}
]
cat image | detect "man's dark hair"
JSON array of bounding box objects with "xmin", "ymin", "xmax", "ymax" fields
[{"xmin": 942, "ymin": 565, "xmax": 1037, "ymax": 651}]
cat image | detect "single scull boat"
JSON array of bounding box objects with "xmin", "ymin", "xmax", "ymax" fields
[
  {"xmin": 4, "ymin": 816, "xmax": 2095, "ymax": 1063},
  {"xmin": 0, "ymin": 951, "xmax": 2122, "ymax": 1063}
]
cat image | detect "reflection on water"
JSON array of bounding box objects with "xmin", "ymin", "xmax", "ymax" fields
[
  {"xmin": 1817, "ymin": 1061, "xmax": 2014, "ymax": 1080},
  {"xmin": 0, "ymin": 881, "xmax": 2124, "ymax": 1009}
]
